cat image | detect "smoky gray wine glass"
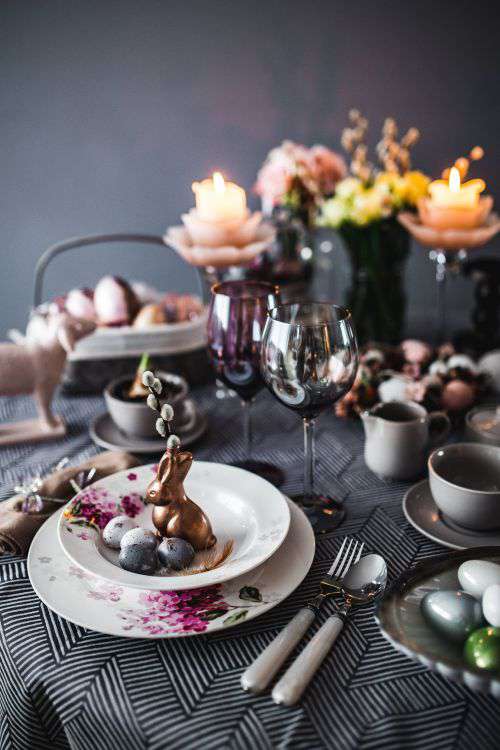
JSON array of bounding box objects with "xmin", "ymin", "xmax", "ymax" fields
[{"xmin": 260, "ymin": 302, "xmax": 358, "ymax": 531}]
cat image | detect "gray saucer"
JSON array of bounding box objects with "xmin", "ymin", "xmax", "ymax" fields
[
  {"xmin": 90, "ymin": 401, "xmax": 207, "ymax": 454},
  {"xmin": 403, "ymin": 479, "xmax": 500, "ymax": 550}
]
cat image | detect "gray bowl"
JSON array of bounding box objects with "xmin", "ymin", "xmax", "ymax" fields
[
  {"xmin": 428, "ymin": 443, "xmax": 500, "ymax": 531},
  {"xmin": 104, "ymin": 372, "xmax": 192, "ymax": 439}
]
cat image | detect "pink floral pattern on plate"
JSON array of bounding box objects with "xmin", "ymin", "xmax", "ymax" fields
[
  {"xmin": 115, "ymin": 585, "xmax": 260, "ymax": 635},
  {"xmin": 63, "ymin": 486, "xmax": 143, "ymax": 531}
]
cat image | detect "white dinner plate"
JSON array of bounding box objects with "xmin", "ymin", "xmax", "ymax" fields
[
  {"xmin": 57, "ymin": 462, "xmax": 291, "ymax": 590},
  {"xmin": 29, "ymin": 500, "xmax": 314, "ymax": 639}
]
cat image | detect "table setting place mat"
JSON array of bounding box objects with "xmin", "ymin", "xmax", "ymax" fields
[{"xmin": 0, "ymin": 388, "xmax": 499, "ymax": 750}]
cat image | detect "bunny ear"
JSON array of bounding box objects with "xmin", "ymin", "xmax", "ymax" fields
[{"xmin": 157, "ymin": 451, "xmax": 171, "ymax": 476}]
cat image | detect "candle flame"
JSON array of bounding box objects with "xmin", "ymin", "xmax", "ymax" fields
[
  {"xmin": 449, "ymin": 166, "xmax": 461, "ymax": 193},
  {"xmin": 213, "ymin": 172, "xmax": 225, "ymax": 193}
]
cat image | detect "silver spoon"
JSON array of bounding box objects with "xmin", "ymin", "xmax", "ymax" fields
[{"xmin": 272, "ymin": 553, "xmax": 387, "ymax": 706}]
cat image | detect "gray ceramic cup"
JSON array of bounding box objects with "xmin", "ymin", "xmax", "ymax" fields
[
  {"xmin": 428, "ymin": 442, "xmax": 500, "ymax": 531},
  {"xmin": 104, "ymin": 371, "xmax": 196, "ymax": 439}
]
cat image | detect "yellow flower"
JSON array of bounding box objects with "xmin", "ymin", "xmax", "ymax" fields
[
  {"xmin": 335, "ymin": 176, "xmax": 363, "ymax": 199},
  {"xmin": 402, "ymin": 170, "xmax": 430, "ymax": 205},
  {"xmin": 351, "ymin": 187, "xmax": 387, "ymax": 225},
  {"xmin": 318, "ymin": 197, "xmax": 346, "ymax": 228},
  {"xmin": 375, "ymin": 172, "xmax": 406, "ymax": 208}
]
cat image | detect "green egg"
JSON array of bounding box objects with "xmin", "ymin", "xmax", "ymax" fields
[{"xmin": 464, "ymin": 627, "xmax": 500, "ymax": 672}]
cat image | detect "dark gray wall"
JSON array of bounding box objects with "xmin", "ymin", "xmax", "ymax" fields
[{"xmin": 2, "ymin": 0, "xmax": 499, "ymax": 337}]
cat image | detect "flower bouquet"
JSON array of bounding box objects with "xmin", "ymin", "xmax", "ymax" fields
[
  {"xmin": 255, "ymin": 140, "xmax": 346, "ymax": 283},
  {"xmin": 319, "ymin": 111, "xmax": 430, "ymax": 343}
]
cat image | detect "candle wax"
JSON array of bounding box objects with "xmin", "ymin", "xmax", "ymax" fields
[{"xmin": 192, "ymin": 173, "xmax": 247, "ymax": 223}]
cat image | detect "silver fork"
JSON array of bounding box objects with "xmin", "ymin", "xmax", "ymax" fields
[{"xmin": 241, "ymin": 537, "xmax": 364, "ymax": 694}]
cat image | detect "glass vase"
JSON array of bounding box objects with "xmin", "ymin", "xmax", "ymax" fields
[
  {"xmin": 340, "ymin": 217, "xmax": 410, "ymax": 344},
  {"xmin": 266, "ymin": 206, "xmax": 314, "ymax": 286}
]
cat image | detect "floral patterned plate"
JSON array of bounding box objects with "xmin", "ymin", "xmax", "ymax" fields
[
  {"xmin": 28, "ymin": 499, "xmax": 314, "ymax": 638},
  {"xmin": 57, "ymin": 462, "xmax": 291, "ymax": 590}
]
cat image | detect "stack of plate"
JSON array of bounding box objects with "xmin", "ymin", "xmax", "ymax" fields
[{"xmin": 28, "ymin": 463, "xmax": 315, "ymax": 639}]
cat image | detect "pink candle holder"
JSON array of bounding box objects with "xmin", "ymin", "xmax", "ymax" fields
[
  {"xmin": 164, "ymin": 211, "xmax": 276, "ymax": 301},
  {"xmin": 398, "ymin": 209, "xmax": 500, "ymax": 341}
]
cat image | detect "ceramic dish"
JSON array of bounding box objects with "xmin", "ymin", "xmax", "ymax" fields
[
  {"xmin": 104, "ymin": 371, "xmax": 194, "ymax": 439},
  {"xmin": 376, "ymin": 547, "xmax": 500, "ymax": 697},
  {"xmin": 403, "ymin": 480, "xmax": 500, "ymax": 550},
  {"xmin": 58, "ymin": 462, "xmax": 291, "ymax": 590},
  {"xmin": 466, "ymin": 405, "xmax": 500, "ymax": 447},
  {"xmin": 30, "ymin": 500, "xmax": 313, "ymax": 639},
  {"xmin": 428, "ymin": 443, "xmax": 500, "ymax": 531},
  {"xmin": 89, "ymin": 405, "xmax": 207, "ymax": 453},
  {"xmin": 69, "ymin": 311, "xmax": 208, "ymax": 361}
]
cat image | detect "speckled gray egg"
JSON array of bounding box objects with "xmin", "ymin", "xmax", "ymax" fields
[
  {"xmin": 158, "ymin": 538, "xmax": 195, "ymax": 571},
  {"xmin": 421, "ymin": 589, "xmax": 484, "ymax": 643},
  {"xmin": 102, "ymin": 516, "xmax": 138, "ymax": 549},
  {"xmin": 120, "ymin": 527, "xmax": 158, "ymax": 551},
  {"xmin": 118, "ymin": 545, "xmax": 158, "ymax": 575}
]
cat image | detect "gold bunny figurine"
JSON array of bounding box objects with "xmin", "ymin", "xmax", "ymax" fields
[{"xmin": 146, "ymin": 441, "xmax": 216, "ymax": 551}]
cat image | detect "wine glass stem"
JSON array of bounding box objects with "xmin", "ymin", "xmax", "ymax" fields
[
  {"xmin": 303, "ymin": 417, "xmax": 315, "ymax": 503},
  {"xmin": 242, "ymin": 400, "xmax": 252, "ymax": 458}
]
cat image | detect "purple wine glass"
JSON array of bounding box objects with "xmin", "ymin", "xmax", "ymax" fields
[{"xmin": 207, "ymin": 280, "xmax": 283, "ymax": 487}]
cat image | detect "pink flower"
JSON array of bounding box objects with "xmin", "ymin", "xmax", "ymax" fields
[
  {"xmin": 308, "ymin": 145, "xmax": 347, "ymax": 195},
  {"xmin": 255, "ymin": 158, "xmax": 293, "ymax": 206},
  {"xmin": 401, "ymin": 339, "xmax": 432, "ymax": 365},
  {"xmin": 121, "ymin": 493, "xmax": 142, "ymax": 517},
  {"xmin": 254, "ymin": 140, "xmax": 345, "ymax": 208},
  {"xmin": 127, "ymin": 473, "xmax": 137, "ymax": 481},
  {"xmin": 123, "ymin": 585, "xmax": 228, "ymax": 635}
]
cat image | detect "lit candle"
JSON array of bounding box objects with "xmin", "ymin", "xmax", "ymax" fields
[
  {"xmin": 428, "ymin": 167, "xmax": 485, "ymax": 209},
  {"xmin": 192, "ymin": 172, "xmax": 247, "ymax": 223},
  {"xmin": 418, "ymin": 166, "xmax": 491, "ymax": 230}
]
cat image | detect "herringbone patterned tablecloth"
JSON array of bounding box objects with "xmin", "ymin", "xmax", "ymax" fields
[{"xmin": 0, "ymin": 388, "xmax": 499, "ymax": 750}]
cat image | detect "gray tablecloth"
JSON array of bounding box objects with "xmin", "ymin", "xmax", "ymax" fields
[{"xmin": 0, "ymin": 388, "xmax": 498, "ymax": 750}]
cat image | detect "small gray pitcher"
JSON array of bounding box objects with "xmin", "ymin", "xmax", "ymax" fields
[{"xmin": 361, "ymin": 400, "xmax": 450, "ymax": 480}]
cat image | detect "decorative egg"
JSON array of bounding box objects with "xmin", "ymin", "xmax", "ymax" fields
[
  {"xmin": 102, "ymin": 516, "xmax": 138, "ymax": 549},
  {"xmin": 458, "ymin": 560, "xmax": 500, "ymax": 599},
  {"xmin": 158, "ymin": 538, "xmax": 195, "ymax": 571},
  {"xmin": 132, "ymin": 303, "xmax": 167, "ymax": 329},
  {"xmin": 421, "ymin": 590, "xmax": 483, "ymax": 643},
  {"xmin": 119, "ymin": 545, "xmax": 158, "ymax": 575},
  {"xmin": 478, "ymin": 350, "xmax": 500, "ymax": 394},
  {"xmin": 441, "ymin": 380, "xmax": 475, "ymax": 412},
  {"xmin": 447, "ymin": 354, "xmax": 478, "ymax": 374},
  {"xmin": 464, "ymin": 627, "xmax": 500, "ymax": 672},
  {"xmin": 120, "ymin": 527, "xmax": 158, "ymax": 551},
  {"xmin": 65, "ymin": 288, "xmax": 96, "ymax": 321},
  {"xmin": 429, "ymin": 360, "xmax": 448, "ymax": 377},
  {"xmin": 483, "ymin": 584, "xmax": 500, "ymax": 627},
  {"xmin": 130, "ymin": 280, "xmax": 163, "ymax": 305},
  {"xmin": 93, "ymin": 276, "xmax": 140, "ymax": 326},
  {"xmin": 379, "ymin": 375, "xmax": 412, "ymax": 403}
]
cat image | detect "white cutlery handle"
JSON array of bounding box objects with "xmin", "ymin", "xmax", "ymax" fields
[
  {"xmin": 272, "ymin": 615, "xmax": 344, "ymax": 706},
  {"xmin": 240, "ymin": 607, "xmax": 315, "ymax": 694}
]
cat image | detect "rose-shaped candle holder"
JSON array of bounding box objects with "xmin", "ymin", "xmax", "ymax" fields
[
  {"xmin": 164, "ymin": 210, "xmax": 275, "ymax": 300},
  {"xmin": 398, "ymin": 209, "xmax": 500, "ymax": 343}
]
